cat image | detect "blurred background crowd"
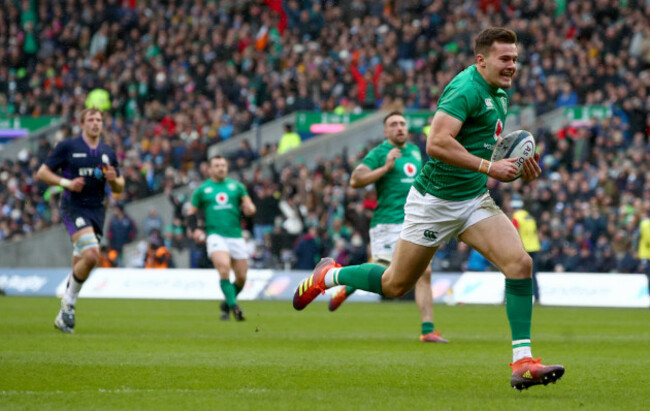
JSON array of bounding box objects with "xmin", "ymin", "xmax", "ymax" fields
[{"xmin": 2, "ymin": 0, "xmax": 650, "ymax": 274}]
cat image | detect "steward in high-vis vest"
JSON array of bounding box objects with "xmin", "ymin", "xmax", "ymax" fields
[{"xmin": 511, "ymin": 198, "xmax": 541, "ymax": 301}]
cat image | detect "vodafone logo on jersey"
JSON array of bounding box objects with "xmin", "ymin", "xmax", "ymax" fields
[
  {"xmin": 403, "ymin": 162, "xmax": 417, "ymax": 177},
  {"xmin": 215, "ymin": 192, "xmax": 229, "ymax": 205}
]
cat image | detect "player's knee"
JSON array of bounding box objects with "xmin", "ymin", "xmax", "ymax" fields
[
  {"xmin": 75, "ymin": 232, "xmax": 100, "ymax": 267},
  {"xmin": 215, "ymin": 264, "xmax": 230, "ymax": 278},
  {"xmin": 382, "ymin": 279, "xmax": 412, "ymax": 298},
  {"xmin": 83, "ymin": 248, "xmax": 100, "ymax": 267},
  {"xmin": 507, "ymin": 253, "xmax": 533, "ymax": 279}
]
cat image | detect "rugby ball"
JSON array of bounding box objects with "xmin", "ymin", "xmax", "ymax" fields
[{"xmin": 490, "ymin": 130, "xmax": 536, "ymax": 181}]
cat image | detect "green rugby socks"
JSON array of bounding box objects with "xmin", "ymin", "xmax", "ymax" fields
[
  {"xmin": 505, "ymin": 278, "xmax": 533, "ymax": 362},
  {"xmin": 220, "ymin": 279, "xmax": 237, "ymax": 308},
  {"xmin": 329, "ymin": 264, "xmax": 386, "ymax": 295}
]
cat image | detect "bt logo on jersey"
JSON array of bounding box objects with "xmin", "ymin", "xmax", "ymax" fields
[{"xmin": 78, "ymin": 166, "xmax": 106, "ymax": 179}]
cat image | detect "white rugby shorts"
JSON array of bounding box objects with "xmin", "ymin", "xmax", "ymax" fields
[
  {"xmin": 369, "ymin": 223, "xmax": 402, "ymax": 264},
  {"xmin": 206, "ymin": 234, "xmax": 248, "ymax": 260},
  {"xmin": 400, "ymin": 187, "xmax": 502, "ymax": 247}
]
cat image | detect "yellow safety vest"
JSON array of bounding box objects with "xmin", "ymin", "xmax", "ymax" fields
[
  {"xmin": 277, "ymin": 132, "xmax": 301, "ymax": 154},
  {"xmin": 638, "ymin": 219, "xmax": 650, "ymax": 260},
  {"xmin": 513, "ymin": 209, "xmax": 541, "ymax": 252}
]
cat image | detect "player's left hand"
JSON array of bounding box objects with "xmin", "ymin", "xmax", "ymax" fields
[
  {"xmin": 105, "ymin": 165, "xmax": 117, "ymax": 181},
  {"xmin": 520, "ymin": 153, "xmax": 541, "ymax": 182}
]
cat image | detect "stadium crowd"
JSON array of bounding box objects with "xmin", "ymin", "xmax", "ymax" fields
[{"xmin": 1, "ymin": 0, "xmax": 650, "ymax": 274}]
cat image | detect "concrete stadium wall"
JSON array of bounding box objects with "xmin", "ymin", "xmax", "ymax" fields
[
  {"xmin": 0, "ymin": 121, "xmax": 64, "ymax": 161},
  {"xmin": 207, "ymin": 113, "xmax": 296, "ymax": 159},
  {"xmin": 0, "ymin": 225, "xmax": 73, "ymax": 268},
  {"xmin": 258, "ymin": 111, "xmax": 386, "ymax": 170}
]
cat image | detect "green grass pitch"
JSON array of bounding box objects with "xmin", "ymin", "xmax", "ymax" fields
[{"xmin": 1, "ymin": 297, "xmax": 648, "ymax": 410}]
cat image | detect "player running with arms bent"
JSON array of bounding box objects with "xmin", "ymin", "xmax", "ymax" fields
[
  {"xmin": 293, "ymin": 27, "xmax": 564, "ymax": 390},
  {"xmin": 37, "ymin": 108, "xmax": 124, "ymax": 333},
  {"xmin": 187, "ymin": 156, "xmax": 256, "ymax": 321}
]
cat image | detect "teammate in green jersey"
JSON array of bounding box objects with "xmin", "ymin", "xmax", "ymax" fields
[
  {"xmin": 328, "ymin": 111, "xmax": 447, "ymax": 343},
  {"xmin": 188, "ymin": 156, "xmax": 256, "ymax": 321},
  {"xmin": 294, "ymin": 27, "xmax": 564, "ymax": 390}
]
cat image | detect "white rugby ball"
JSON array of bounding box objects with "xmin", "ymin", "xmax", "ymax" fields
[{"xmin": 491, "ymin": 130, "xmax": 536, "ymax": 181}]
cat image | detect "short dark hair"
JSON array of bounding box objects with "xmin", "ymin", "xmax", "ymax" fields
[
  {"xmin": 383, "ymin": 111, "xmax": 404, "ymax": 125},
  {"xmin": 209, "ymin": 155, "xmax": 226, "ymax": 164},
  {"xmin": 474, "ymin": 27, "xmax": 517, "ymax": 56}
]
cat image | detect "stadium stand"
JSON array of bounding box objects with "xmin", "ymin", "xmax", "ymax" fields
[{"xmin": 1, "ymin": 0, "xmax": 649, "ymax": 275}]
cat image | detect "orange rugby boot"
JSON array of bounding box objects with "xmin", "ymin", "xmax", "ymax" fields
[
  {"xmin": 293, "ymin": 258, "xmax": 340, "ymax": 310},
  {"xmin": 510, "ymin": 357, "xmax": 565, "ymax": 390}
]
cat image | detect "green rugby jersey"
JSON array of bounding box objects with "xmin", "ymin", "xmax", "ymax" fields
[
  {"xmin": 362, "ymin": 140, "xmax": 423, "ymax": 227},
  {"xmin": 414, "ymin": 65, "xmax": 508, "ymax": 201},
  {"xmin": 190, "ymin": 177, "xmax": 249, "ymax": 238}
]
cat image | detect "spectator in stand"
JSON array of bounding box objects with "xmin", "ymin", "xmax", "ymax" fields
[
  {"xmin": 294, "ymin": 226, "xmax": 320, "ymax": 270},
  {"xmin": 142, "ymin": 208, "xmax": 164, "ymax": 237},
  {"xmin": 350, "ymin": 53, "xmax": 383, "ymax": 110},
  {"xmin": 251, "ymin": 181, "xmax": 281, "ymax": 243},
  {"xmin": 107, "ymin": 204, "xmax": 137, "ymax": 264},
  {"xmin": 466, "ymin": 248, "xmax": 492, "ymax": 272},
  {"xmin": 595, "ymin": 245, "xmax": 618, "ymax": 273}
]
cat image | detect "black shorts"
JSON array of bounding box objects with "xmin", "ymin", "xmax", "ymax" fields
[{"xmin": 61, "ymin": 203, "xmax": 105, "ymax": 240}]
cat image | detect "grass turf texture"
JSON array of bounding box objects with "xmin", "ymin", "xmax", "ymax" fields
[{"xmin": 1, "ymin": 298, "xmax": 648, "ymax": 410}]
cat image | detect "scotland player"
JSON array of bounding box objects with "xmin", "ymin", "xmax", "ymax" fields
[{"xmin": 37, "ymin": 108, "xmax": 124, "ymax": 333}]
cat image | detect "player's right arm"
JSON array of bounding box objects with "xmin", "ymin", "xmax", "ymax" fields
[
  {"xmin": 426, "ymin": 111, "xmax": 519, "ymax": 182},
  {"xmin": 349, "ymin": 148, "xmax": 401, "ymax": 188},
  {"xmin": 36, "ymin": 164, "xmax": 85, "ymax": 192}
]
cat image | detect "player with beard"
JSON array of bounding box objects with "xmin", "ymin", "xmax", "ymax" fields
[{"xmin": 187, "ymin": 156, "xmax": 256, "ymax": 321}]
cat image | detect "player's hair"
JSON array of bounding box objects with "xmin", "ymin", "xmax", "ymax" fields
[
  {"xmin": 383, "ymin": 111, "xmax": 405, "ymax": 124},
  {"xmin": 79, "ymin": 108, "xmax": 103, "ymax": 124},
  {"xmin": 474, "ymin": 27, "xmax": 517, "ymax": 56},
  {"xmin": 209, "ymin": 155, "xmax": 227, "ymax": 164}
]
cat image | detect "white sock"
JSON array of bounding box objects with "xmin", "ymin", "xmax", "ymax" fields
[
  {"xmin": 323, "ymin": 267, "xmax": 341, "ymax": 288},
  {"xmin": 512, "ymin": 340, "xmax": 532, "ymax": 362},
  {"xmin": 63, "ymin": 273, "xmax": 84, "ymax": 305}
]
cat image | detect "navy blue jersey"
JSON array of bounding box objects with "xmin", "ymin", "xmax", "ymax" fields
[{"xmin": 44, "ymin": 136, "xmax": 120, "ymax": 209}]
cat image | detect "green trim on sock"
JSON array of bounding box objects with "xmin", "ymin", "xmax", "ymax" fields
[
  {"xmin": 220, "ymin": 279, "xmax": 237, "ymax": 308},
  {"xmin": 234, "ymin": 283, "xmax": 243, "ymax": 296},
  {"xmin": 422, "ymin": 322, "xmax": 434, "ymax": 335},
  {"xmin": 505, "ymin": 278, "xmax": 533, "ymax": 341},
  {"xmin": 512, "ymin": 342, "xmax": 531, "ymax": 349},
  {"xmin": 336, "ymin": 264, "xmax": 386, "ymax": 296}
]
